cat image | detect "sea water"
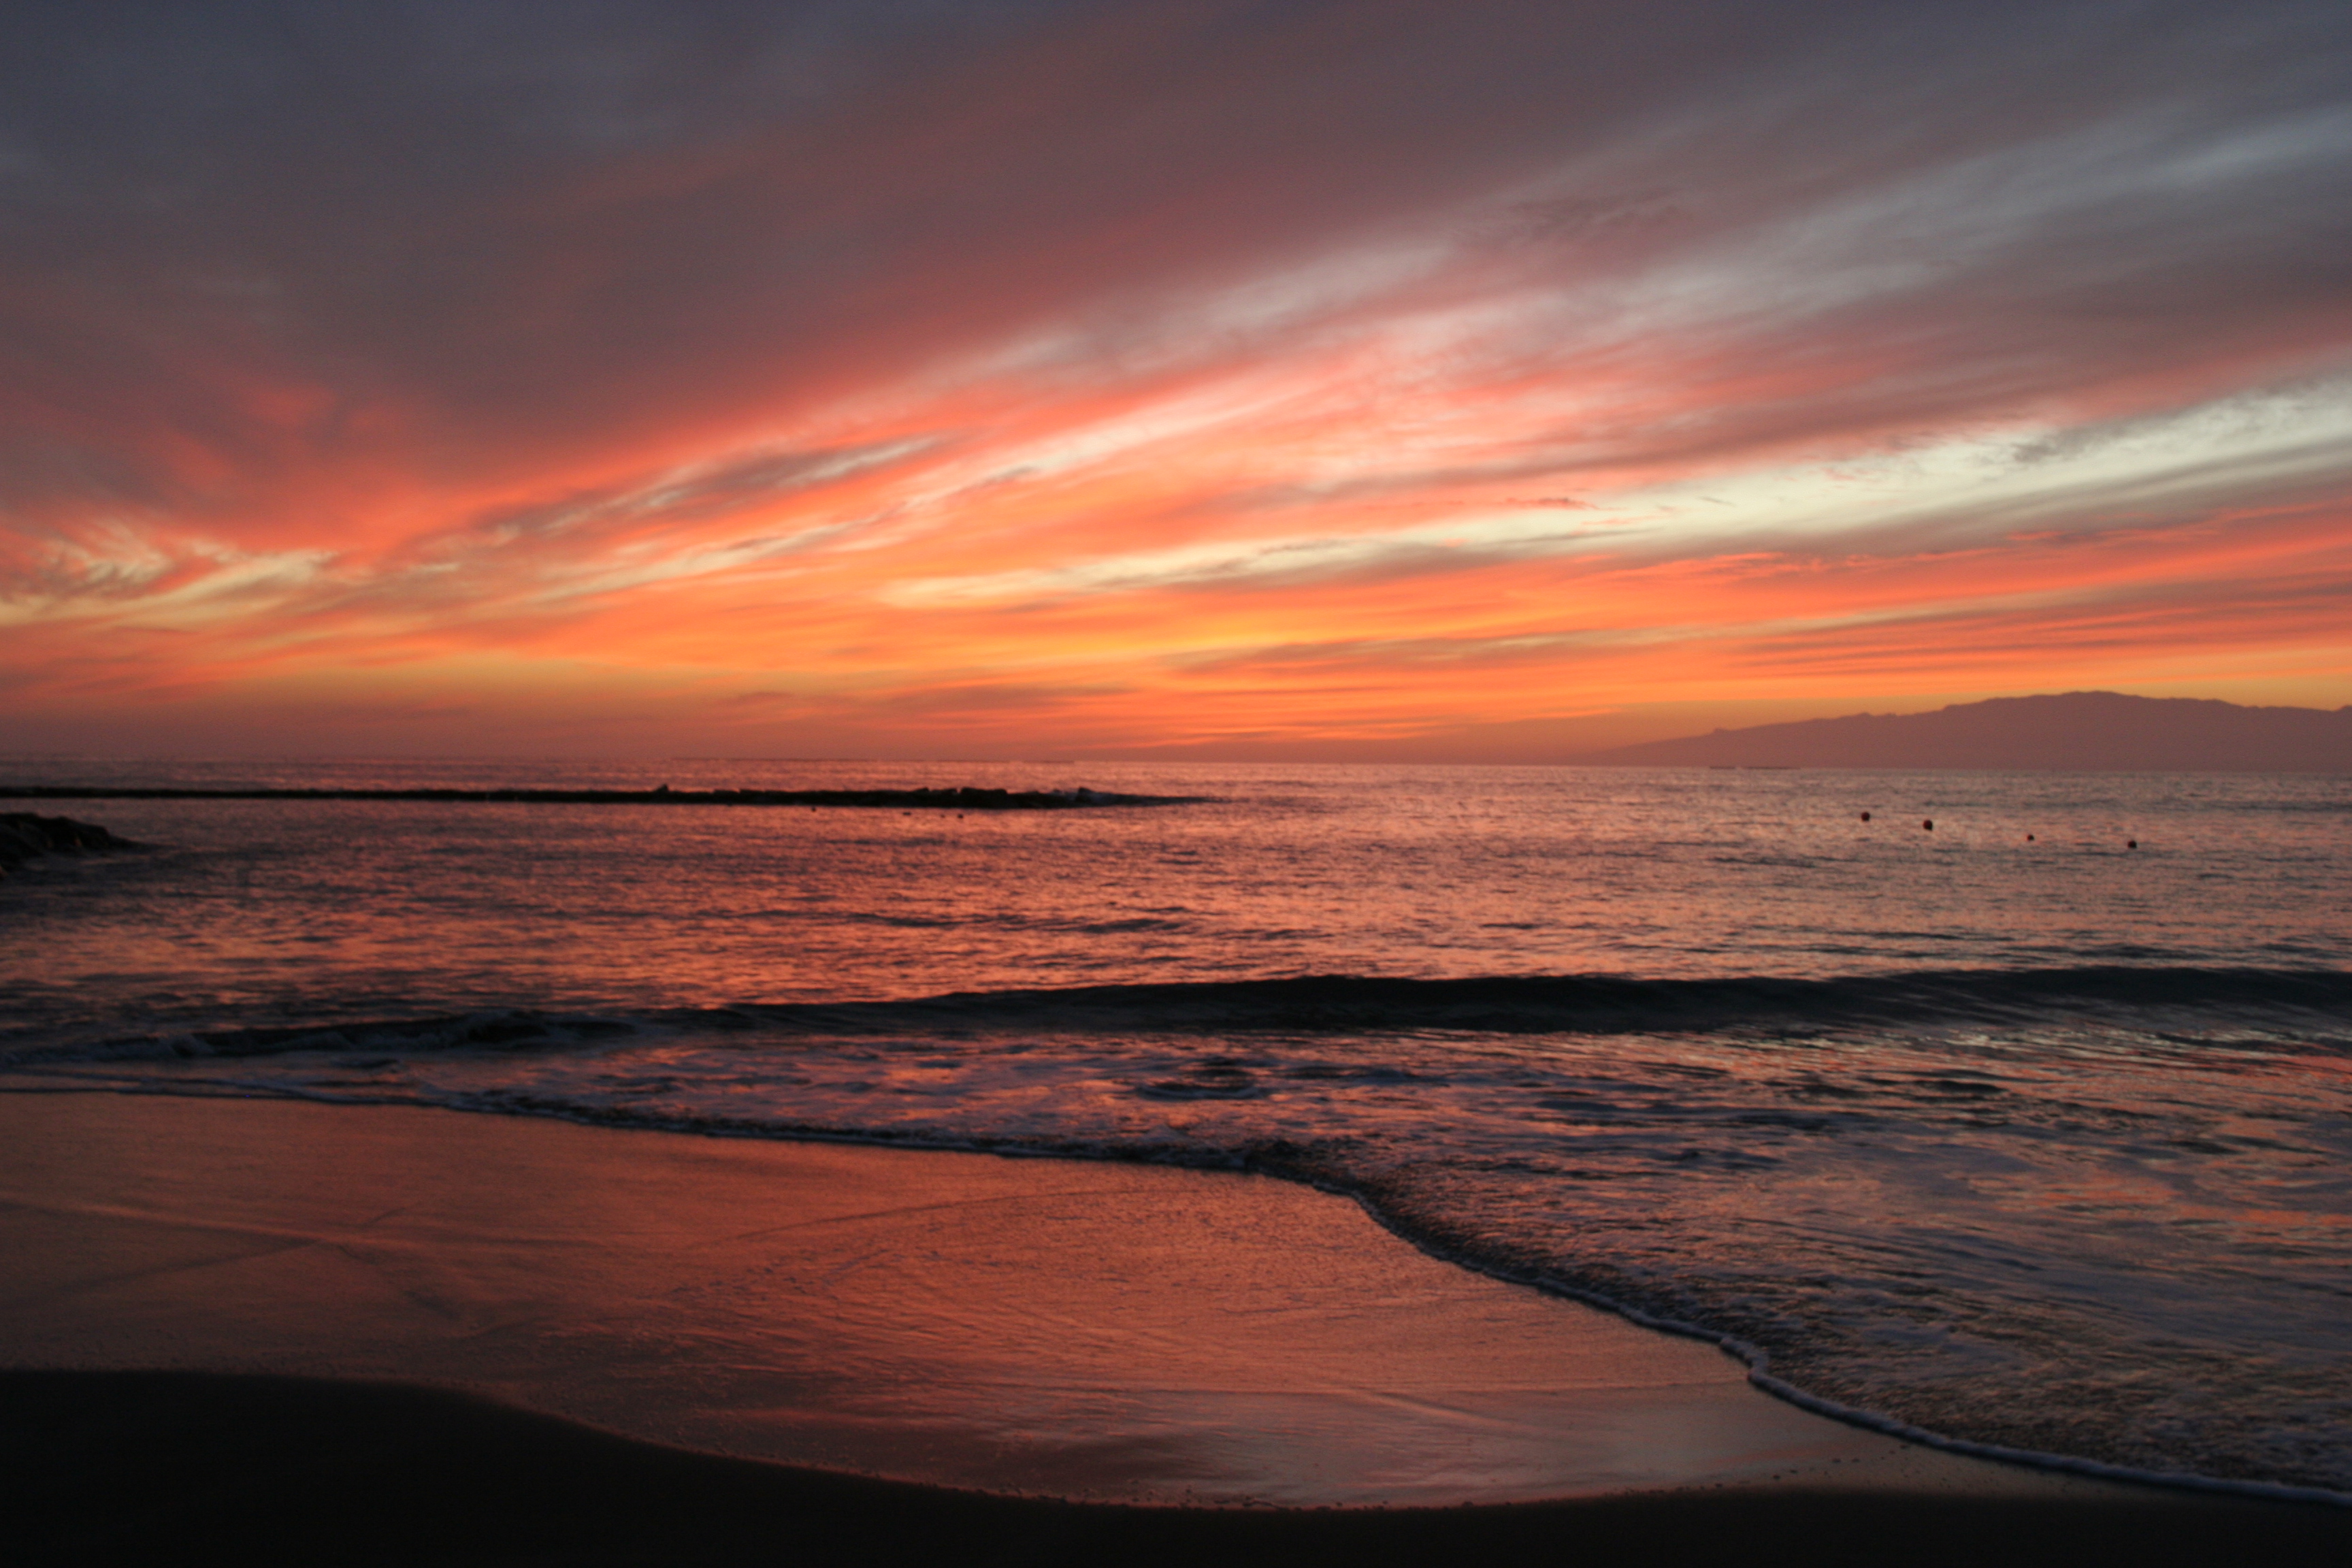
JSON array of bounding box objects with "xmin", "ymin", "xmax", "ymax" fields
[{"xmin": 3, "ymin": 758, "xmax": 2348, "ymax": 1495}]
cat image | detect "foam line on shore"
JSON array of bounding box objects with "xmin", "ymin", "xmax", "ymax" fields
[{"xmin": 1405, "ymin": 1239, "xmax": 2352, "ymax": 1510}]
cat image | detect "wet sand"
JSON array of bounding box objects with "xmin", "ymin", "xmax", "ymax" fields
[{"xmin": 3, "ymin": 1090, "xmax": 2346, "ymax": 1563}]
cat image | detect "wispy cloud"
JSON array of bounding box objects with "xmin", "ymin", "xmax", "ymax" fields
[{"xmin": 3, "ymin": 1, "xmax": 2347, "ymax": 755}]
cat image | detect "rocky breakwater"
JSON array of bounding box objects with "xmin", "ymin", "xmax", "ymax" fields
[
  {"xmin": 0, "ymin": 785, "xmax": 1192, "ymax": 810},
  {"xmin": 0, "ymin": 813, "xmax": 140, "ymax": 879}
]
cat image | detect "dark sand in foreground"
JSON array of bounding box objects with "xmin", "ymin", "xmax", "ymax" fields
[{"xmin": 3, "ymin": 1090, "xmax": 2345, "ymax": 1564}]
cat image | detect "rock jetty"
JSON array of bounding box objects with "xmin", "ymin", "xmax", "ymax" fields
[{"xmin": 0, "ymin": 785, "xmax": 1186, "ymax": 811}]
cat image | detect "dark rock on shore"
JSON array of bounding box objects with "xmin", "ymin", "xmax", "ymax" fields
[{"xmin": 0, "ymin": 813, "xmax": 140, "ymax": 879}]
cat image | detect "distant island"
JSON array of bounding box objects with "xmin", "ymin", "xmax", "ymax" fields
[{"xmin": 1570, "ymin": 692, "xmax": 2352, "ymax": 772}]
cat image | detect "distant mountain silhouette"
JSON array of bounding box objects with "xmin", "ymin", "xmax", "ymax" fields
[{"xmin": 1572, "ymin": 693, "xmax": 2352, "ymax": 771}]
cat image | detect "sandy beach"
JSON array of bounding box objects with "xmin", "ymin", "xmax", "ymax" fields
[{"xmin": 5, "ymin": 1089, "xmax": 2346, "ymax": 1563}]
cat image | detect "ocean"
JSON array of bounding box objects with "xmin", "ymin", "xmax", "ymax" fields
[{"xmin": 4, "ymin": 758, "xmax": 2348, "ymax": 1497}]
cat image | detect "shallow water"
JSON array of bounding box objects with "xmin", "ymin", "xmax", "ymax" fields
[{"xmin": 4, "ymin": 758, "xmax": 2349, "ymax": 1493}]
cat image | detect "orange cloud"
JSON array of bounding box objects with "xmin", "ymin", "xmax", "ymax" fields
[{"xmin": 5, "ymin": 2, "xmax": 2350, "ymax": 757}]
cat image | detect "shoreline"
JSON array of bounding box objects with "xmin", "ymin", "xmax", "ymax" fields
[
  {"xmin": 5, "ymin": 1089, "xmax": 2349, "ymax": 1561},
  {"xmin": 9, "ymin": 1085, "xmax": 2349, "ymax": 1505},
  {"xmin": 10, "ymin": 1080, "xmax": 2349, "ymax": 1509},
  {"xmin": 0, "ymin": 1090, "xmax": 2145, "ymax": 1505}
]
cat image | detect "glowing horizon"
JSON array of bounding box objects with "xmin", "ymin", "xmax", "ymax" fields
[{"xmin": 5, "ymin": 2, "xmax": 2349, "ymax": 760}]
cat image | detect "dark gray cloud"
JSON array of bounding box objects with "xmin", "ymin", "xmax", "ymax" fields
[{"xmin": 8, "ymin": 0, "xmax": 2338, "ymax": 515}]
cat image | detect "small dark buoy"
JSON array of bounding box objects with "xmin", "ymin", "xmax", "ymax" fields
[
  {"xmin": 1859, "ymin": 811, "xmax": 1871, "ymax": 822},
  {"xmin": 2127, "ymin": 838, "xmax": 2137, "ymax": 849},
  {"xmin": 1922, "ymin": 819, "xmax": 1933, "ymax": 831},
  {"xmin": 2025, "ymin": 834, "xmax": 2034, "ymax": 842}
]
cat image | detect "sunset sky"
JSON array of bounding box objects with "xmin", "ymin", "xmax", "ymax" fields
[{"xmin": 5, "ymin": 0, "xmax": 2349, "ymax": 760}]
